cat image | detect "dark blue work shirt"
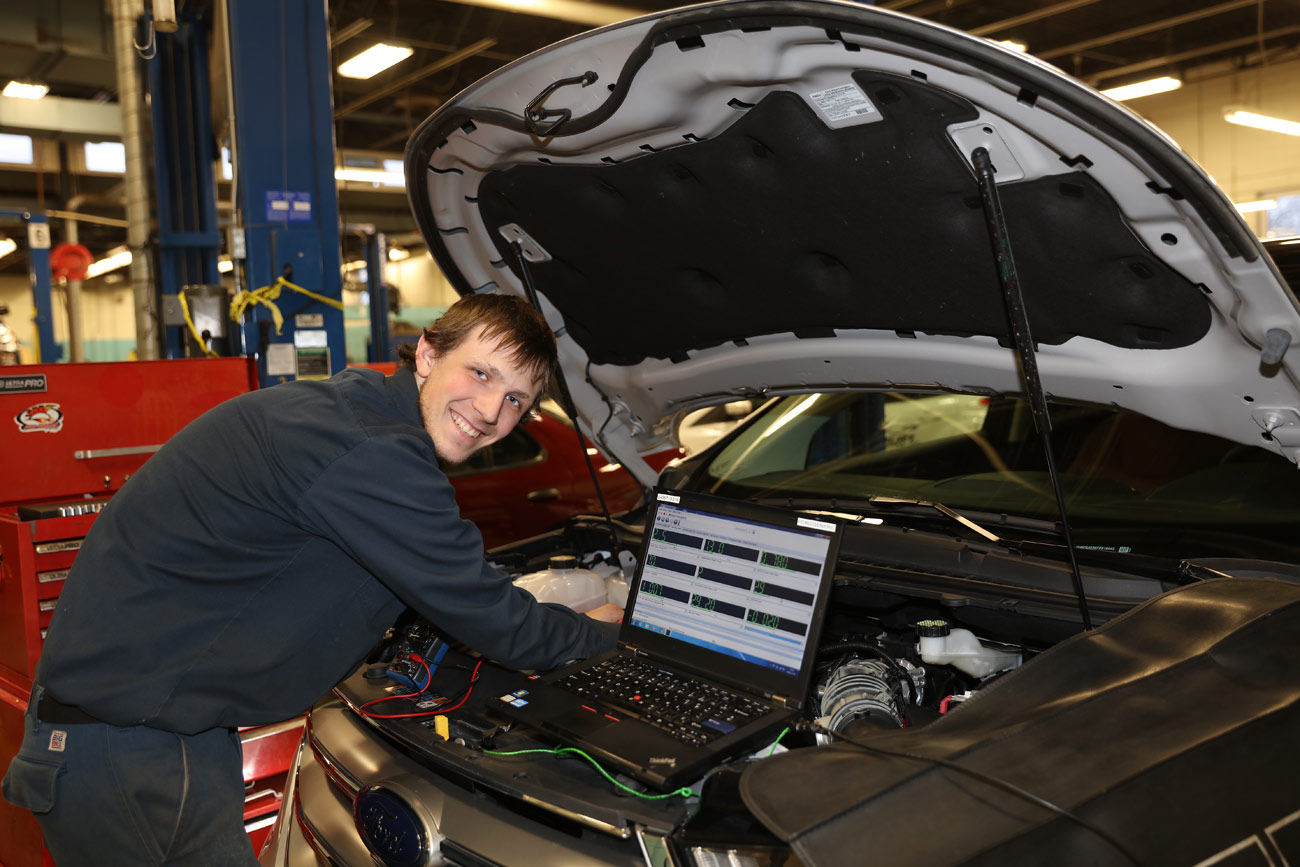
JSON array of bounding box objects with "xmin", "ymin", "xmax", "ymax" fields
[{"xmin": 37, "ymin": 366, "xmax": 617, "ymax": 734}]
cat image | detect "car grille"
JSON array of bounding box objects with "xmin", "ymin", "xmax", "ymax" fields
[{"xmin": 288, "ymin": 697, "xmax": 647, "ymax": 867}]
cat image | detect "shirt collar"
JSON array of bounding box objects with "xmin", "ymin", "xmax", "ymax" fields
[{"xmin": 388, "ymin": 365, "xmax": 422, "ymax": 428}]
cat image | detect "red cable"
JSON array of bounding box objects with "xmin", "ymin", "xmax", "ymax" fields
[{"xmin": 358, "ymin": 659, "xmax": 483, "ymax": 719}]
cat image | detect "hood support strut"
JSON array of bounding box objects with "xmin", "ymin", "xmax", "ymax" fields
[
  {"xmin": 509, "ymin": 241, "xmax": 626, "ymax": 546},
  {"xmin": 972, "ymin": 147, "xmax": 1093, "ymax": 631}
]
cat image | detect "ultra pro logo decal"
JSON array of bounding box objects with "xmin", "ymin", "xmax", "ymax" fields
[{"xmin": 16, "ymin": 403, "xmax": 63, "ymax": 433}]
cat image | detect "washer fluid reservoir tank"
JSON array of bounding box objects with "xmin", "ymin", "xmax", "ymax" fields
[
  {"xmin": 514, "ymin": 555, "xmax": 607, "ymax": 613},
  {"xmin": 916, "ymin": 619, "xmax": 1022, "ymax": 678}
]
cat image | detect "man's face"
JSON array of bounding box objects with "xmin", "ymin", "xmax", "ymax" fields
[{"xmin": 413, "ymin": 325, "xmax": 542, "ymax": 465}]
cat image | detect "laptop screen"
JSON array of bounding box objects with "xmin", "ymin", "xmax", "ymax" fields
[{"xmin": 627, "ymin": 492, "xmax": 839, "ymax": 677}]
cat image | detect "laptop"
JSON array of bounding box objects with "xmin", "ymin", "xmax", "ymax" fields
[{"xmin": 493, "ymin": 488, "xmax": 843, "ymax": 791}]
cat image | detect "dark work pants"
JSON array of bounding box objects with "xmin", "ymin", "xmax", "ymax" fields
[{"xmin": 1, "ymin": 685, "xmax": 258, "ymax": 866}]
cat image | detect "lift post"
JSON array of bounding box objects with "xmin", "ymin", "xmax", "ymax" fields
[
  {"xmin": 146, "ymin": 7, "xmax": 223, "ymax": 358},
  {"xmin": 0, "ymin": 210, "xmax": 60, "ymax": 363},
  {"xmin": 224, "ymin": 0, "xmax": 345, "ymax": 386}
]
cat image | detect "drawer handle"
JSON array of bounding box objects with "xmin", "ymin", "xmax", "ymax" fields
[
  {"xmin": 73, "ymin": 444, "xmax": 162, "ymax": 460},
  {"xmin": 35, "ymin": 539, "xmax": 83, "ymax": 555}
]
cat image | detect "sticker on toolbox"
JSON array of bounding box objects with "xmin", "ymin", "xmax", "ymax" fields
[{"xmin": 15, "ymin": 402, "xmax": 63, "ymax": 433}]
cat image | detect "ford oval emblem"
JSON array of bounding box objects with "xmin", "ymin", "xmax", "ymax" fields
[{"xmin": 353, "ymin": 785, "xmax": 429, "ymax": 867}]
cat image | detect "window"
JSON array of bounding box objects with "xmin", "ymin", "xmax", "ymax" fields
[
  {"xmin": 440, "ymin": 428, "xmax": 543, "ymax": 477},
  {"xmin": 83, "ymin": 141, "xmax": 126, "ymax": 174},
  {"xmin": 1266, "ymin": 193, "xmax": 1300, "ymax": 238},
  {"xmin": 0, "ymin": 133, "xmax": 33, "ymax": 166}
]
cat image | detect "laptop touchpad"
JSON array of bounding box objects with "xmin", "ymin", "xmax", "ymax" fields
[{"xmin": 550, "ymin": 706, "xmax": 619, "ymax": 737}]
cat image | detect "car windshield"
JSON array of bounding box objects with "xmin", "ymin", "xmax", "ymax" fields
[{"xmin": 691, "ymin": 392, "xmax": 1300, "ymax": 561}]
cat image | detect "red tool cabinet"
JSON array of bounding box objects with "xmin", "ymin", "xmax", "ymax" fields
[{"xmin": 0, "ymin": 358, "xmax": 300, "ymax": 866}]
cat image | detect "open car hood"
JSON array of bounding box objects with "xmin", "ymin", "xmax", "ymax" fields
[{"xmin": 406, "ymin": 0, "xmax": 1300, "ymax": 484}]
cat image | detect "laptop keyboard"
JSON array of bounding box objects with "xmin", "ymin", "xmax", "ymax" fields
[{"xmin": 556, "ymin": 656, "xmax": 770, "ymax": 746}]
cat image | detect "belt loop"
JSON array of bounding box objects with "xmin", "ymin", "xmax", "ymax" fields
[{"xmin": 27, "ymin": 684, "xmax": 44, "ymax": 733}]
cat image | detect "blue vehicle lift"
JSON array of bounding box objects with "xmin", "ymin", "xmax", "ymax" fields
[
  {"xmin": 146, "ymin": 0, "xmax": 344, "ymax": 385},
  {"xmin": 223, "ymin": 0, "xmax": 345, "ymax": 386},
  {"xmin": 147, "ymin": 6, "xmax": 223, "ymax": 360},
  {"xmin": 0, "ymin": 210, "xmax": 58, "ymax": 363}
]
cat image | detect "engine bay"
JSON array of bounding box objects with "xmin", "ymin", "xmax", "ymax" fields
[{"xmin": 329, "ymin": 512, "xmax": 1300, "ymax": 866}]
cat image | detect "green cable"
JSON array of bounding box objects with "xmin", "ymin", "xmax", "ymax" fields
[
  {"xmin": 767, "ymin": 726, "xmax": 790, "ymax": 757},
  {"xmin": 481, "ymin": 747, "xmax": 695, "ymax": 800}
]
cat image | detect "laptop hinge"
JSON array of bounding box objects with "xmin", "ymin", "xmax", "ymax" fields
[{"xmin": 771, "ymin": 694, "xmax": 792, "ymax": 709}]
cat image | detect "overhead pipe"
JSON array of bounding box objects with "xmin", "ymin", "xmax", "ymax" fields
[{"xmin": 110, "ymin": 0, "xmax": 159, "ymax": 360}]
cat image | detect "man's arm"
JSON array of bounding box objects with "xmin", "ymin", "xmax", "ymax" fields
[{"xmin": 298, "ymin": 436, "xmax": 619, "ymax": 669}]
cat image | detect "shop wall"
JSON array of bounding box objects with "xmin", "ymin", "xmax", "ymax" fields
[
  {"xmin": 342, "ymin": 250, "xmax": 458, "ymax": 364},
  {"xmin": 1118, "ymin": 56, "xmax": 1300, "ymax": 237}
]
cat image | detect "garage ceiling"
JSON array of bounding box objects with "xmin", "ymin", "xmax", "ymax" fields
[{"xmin": 0, "ymin": 0, "xmax": 1297, "ymax": 274}]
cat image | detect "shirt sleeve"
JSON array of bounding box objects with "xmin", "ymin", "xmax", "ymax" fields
[{"xmin": 295, "ymin": 434, "xmax": 618, "ymax": 670}]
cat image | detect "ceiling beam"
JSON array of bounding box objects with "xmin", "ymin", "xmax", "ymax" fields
[
  {"xmin": 331, "ymin": 18, "xmax": 374, "ymax": 48},
  {"xmin": 968, "ymin": 0, "xmax": 1105, "ymax": 38},
  {"xmin": 335, "ymin": 38, "xmax": 498, "ymax": 119},
  {"xmin": 433, "ymin": 0, "xmax": 647, "ymax": 28},
  {"xmin": 1084, "ymin": 25, "xmax": 1300, "ymax": 85},
  {"xmin": 1037, "ymin": 0, "xmax": 1263, "ymax": 61}
]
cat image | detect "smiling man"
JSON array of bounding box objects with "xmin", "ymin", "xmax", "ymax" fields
[
  {"xmin": 407, "ymin": 297, "xmax": 545, "ymax": 464},
  {"xmin": 2, "ymin": 293, "xmax": 620, "ymax": 866}
]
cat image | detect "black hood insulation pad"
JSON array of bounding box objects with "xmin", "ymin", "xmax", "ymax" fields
[{"xmin": 478, "ymin": 72, "xmax": 1210, "ymax": 367}]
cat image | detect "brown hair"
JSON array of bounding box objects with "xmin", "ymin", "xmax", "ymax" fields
[{"xmin": 397, "ymin": 293, "xmax": 558, "ymax": 395}]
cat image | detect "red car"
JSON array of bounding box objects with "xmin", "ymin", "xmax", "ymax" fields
[{"xmin": 443, "ymin": 400, "xmax": 680, "ymax": 548}]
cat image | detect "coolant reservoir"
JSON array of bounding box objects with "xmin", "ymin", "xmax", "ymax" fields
[
  {"xmin": 514, "ymin": 555, "xmax": 607, "ymax": 613},
  {"xmin": 916, "ymin": 620, "xmax": 1021, "ymax": 679}
]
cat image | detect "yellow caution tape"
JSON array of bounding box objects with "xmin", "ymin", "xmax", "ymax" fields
[
  {"xmin": 228, "ymin": 276, "xmax": 342, "ymax": 335},
  {"xmin": 178, "ymin": 291, "xmax": 220, "ymax": 358}
]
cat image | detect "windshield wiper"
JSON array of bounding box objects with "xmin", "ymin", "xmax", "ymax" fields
[
  {"xmin": 867, "ymin": 496, "xmax": 1001, "ymax": 542},
  {"xmin": 753, "ymin": 495, "xmax": 1058, "ymax": 542}
]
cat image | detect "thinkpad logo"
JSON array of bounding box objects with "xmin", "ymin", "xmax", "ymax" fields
[{"xmin": 648, "ymin": 757, "xmax": 677, "ymax": 767}]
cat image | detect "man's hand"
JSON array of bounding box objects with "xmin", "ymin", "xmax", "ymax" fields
[{"xmin": 584, "ymin": 603, "xmax": 624, "ymax": 622}]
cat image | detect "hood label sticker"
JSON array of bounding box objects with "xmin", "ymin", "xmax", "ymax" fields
[
  {"xmin": 808, "ymin": 83, "xmax": 878, "ymax": 124},
  {"xmin": 16, "ymin": 402, "xmax": 63, "ymax": 433}
]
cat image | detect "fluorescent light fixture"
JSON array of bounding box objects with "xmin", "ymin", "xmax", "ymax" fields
[
  {"xmin": 3, "ymin": 80, "xmax": 49, "ymax": 99},
  {"xmin": 1234, "ymin": 199, "xmax": 1278, "ymax": 214},
  {"xmin": 217, "ymin": 257, "xmax": 233, "ymax": 273},
  {"xmin": 342, "ymin": 259, "xmax": 368, "ymax": 272},
  {"xmin": 334, "ymin": 167, "xmax": 405, "ymax": 187},
  {"xmin": 85, "ymin": 246, "xmax": 132, "ymax": 279},
  {"xmin": 387, "ymin": 247, "xmax": 410, "ymax": 261},
  {"xmin": 0, "ymin": 237, "xmax": 16, "ymax": 259},
  {"xmin": 337, "ymin": 43, "xmax": 413, "ymax": 79},
  {"xmin": 1223, "ymin": 106, "xmax": 1300, "ymax": 137},
  {"xmin": 1100, "ymin": 76, "xmax": 1182, "ymax": 101},
  {"xmin": 996, "ymin": 39, "xmax": 1028, "ymax": 53}
]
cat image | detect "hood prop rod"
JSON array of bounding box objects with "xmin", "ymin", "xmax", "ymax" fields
[
  {"xmin": 509, "ymin": 241, "xmax": 622, "ymax": 546},
  {"xmin": 971, "ymin": 147, "xmax": 1092, "ymax": 631}
]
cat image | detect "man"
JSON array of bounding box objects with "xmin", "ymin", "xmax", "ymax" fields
[{"xmin": 2, "ymin": 293, "xmax": 619, "ymax": 865}]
